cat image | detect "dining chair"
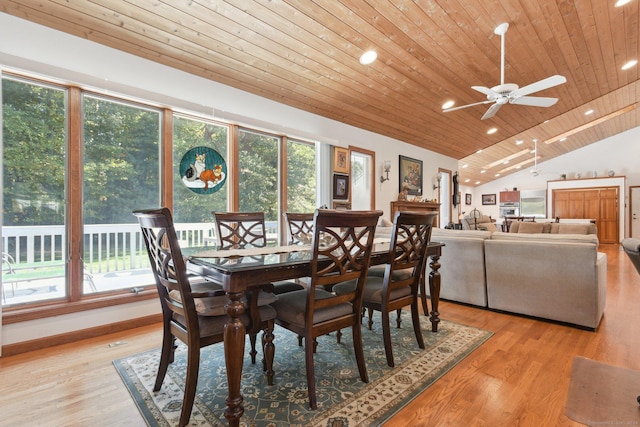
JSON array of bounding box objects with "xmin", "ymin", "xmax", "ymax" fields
[
  {"xmin": 272, "ymin": 209, "xmax": 382, "ymax": 409},
  {"xmin": 212, "ymin": 211, "xmax": 269, "ymax": 248},
  {"xmin": 284, "ymin": 212, "xmax": 315, "ymax": 245},
  {"xmin": 334, "ymin": 211, "xmax": 437, "ymax": 367},
  {"xmin": 134, "ymin": 207, "xmax": 276, "ymax": 427},
  {"xmin": 213, "ymin": 211, "xmax": 304, "ymax": 295}
]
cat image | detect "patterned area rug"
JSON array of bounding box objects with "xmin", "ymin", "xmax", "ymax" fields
[{"xmin": 114, "ymin": 314, "xmax": 492, "ymax": 426}]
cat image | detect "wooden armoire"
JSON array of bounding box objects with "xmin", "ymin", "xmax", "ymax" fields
[{"xmin": 552, "ymin": 187, "xmax": 618, "ymax": 243}]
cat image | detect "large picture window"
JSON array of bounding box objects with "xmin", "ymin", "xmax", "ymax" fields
[
  {"xmin": 82, "ymin": 95, "xmax": 161, "ymax": 294},
  {"xmin": 1, "ymin": 72, "xmax": 319, "ymax": 316},
  {"xmin": 2, "ymin": 77, "xmax": 67, "ymax": 305}
]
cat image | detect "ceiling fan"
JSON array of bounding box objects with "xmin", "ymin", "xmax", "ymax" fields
[
  {"xmin": 530, "ymin": 139, "xmax": 542, "ymax": 176},
  {"xmin": 443, "ymin": 23, "xmax": 567, "ymax": 120}
]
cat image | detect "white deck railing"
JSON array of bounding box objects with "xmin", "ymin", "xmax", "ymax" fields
[{"xmin": 2, "ymin": 221, "xmax": 278, "ymax": 273}]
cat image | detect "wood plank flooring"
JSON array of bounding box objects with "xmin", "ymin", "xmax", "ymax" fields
[{"xmin": 1, "ymin": 243, "xmax": 637, "ymax": 426}]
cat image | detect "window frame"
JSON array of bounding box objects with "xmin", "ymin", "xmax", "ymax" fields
[{"xmin": 1, "ymin": 71, "xmax": 319, "ymax": 324}]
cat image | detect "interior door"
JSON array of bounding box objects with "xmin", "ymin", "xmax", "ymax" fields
[{"xmin": 631, "ymin": 186, "xmax": 640, "ymax": 238}]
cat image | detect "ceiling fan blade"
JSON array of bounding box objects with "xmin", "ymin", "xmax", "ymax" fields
[
  {"xmin": 510, "ymin": 75, "xmax": 567, "ymax": 98},
  {"xmin": 481, "ymin": 102, "xmax": 503, "ymax": 120},
  {"xmin": 471, "ymin": 86, "xmax": 499, "ymax": 98},
  {"xmin": 510, "ymin": 96, "xmax": 559, "ymax": 107},
  {"xmin": 442, "ymin": 99, "xmax": 493, "ymax": 113}
]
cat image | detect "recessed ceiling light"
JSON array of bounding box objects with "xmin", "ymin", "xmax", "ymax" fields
[
  {"xmin": 560, "ymin": 137, "xmax": 567, "ymax": 141},
  {"xmin": 462, "ymin": 164, "xmax": 468, "ymax": 168},
  {"xmin": 359, "ymin": 50, "xmax": 377, "ymax": 65},
  {"xmin": 615, "ymin": 0, "xmax": 632, "ymax": 6},
  {"xmin": 480, "ymin": 170, "xmax": 486, "ymax": 174},
  {"xmin": 585, "ymin": 109, "xmax": 594, "ymax": 115},
  {"xmin": 622, "ymin": 59, "xmax": 638, "ymax": 70},
  {"xmin": 442, "ymin": 100, "xmax": 455, "ymax": 109},
  {"xmin": 476, "ymin": 149, "xmax": 483, "ymax": 154},
  {"xmin": 487, "ymin": 127, "xmax": 498, "ymax": 135},
  {"xmin": 475, "ymin": 181, "xmax": 481, "ymax": 185},
  {"xmin": 465, "ymin": 179, "xmax": 470, "ymax": 183},
  {"xmin": 495, "ymin": 173, "xmax": 501, "ymax": 177},
  {"xmin": 515, "ymin": 139, "xmax": 523, "ymax": 145}
]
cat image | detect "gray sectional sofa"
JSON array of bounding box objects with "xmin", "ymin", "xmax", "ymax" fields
[{"xmin": 428, "ymin": 225, "xmax": 607, "ymax": 330}]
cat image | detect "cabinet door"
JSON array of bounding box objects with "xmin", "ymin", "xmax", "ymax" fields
[{"xmin": 599, "ymin": 189, "xmax": 618, "ymax": 243}]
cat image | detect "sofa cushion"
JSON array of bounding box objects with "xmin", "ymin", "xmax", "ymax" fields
[
  {"xmin": 431, "ymin": 228, "xmax": 493, "ymax": 240},
  {"xmin": 491, "ymin": 231, "xmax": 599, "ymax": 246},
  {"xmin": 516, "ymin": 222, "xmax": 551, "ymax": 234},
  {"xmin": 550, "ymin": 223, "xmax": 596, "ymax": 234}
]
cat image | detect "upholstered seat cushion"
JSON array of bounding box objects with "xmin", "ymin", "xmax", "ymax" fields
[
  {"xmin": 271, "ymin": 280, "xmax": 306, "ymax": 294},
  {"xmin": 173, "ymin": 304, "xmax": 277, "ymax": 336},
  {"xmin": 366, "ymin": 265, "xmax": 413, "ymax": 281},
  {"xmin": 169, "ymin": 281, "xmax": 278, "ymax": 316},
  {"xmin": 271, "ymin": 289, "xmax": 353, "ymax": 328},
  {"xmin": 333, "ymin": 276, "xmax": 412, "ymax": 303}
]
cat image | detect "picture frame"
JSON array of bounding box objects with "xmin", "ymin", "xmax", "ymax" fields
[
  {"xmin": 398, "ymin": 155, "xmax": 423, "ymax": 196},
  {"xmin": 333, "ymin": 147, "xmax": 350, "ymax": 174},
  {"xmin": 482, "ymin": 194, "xmax": 496, "ymax": 205},
  {"xmin": 465, "ymin": 193, "xmax": 472, "ymax": 205},
  {"xmin": 332, "ymin": 173, "xmax": 349, "ymax": 200}
]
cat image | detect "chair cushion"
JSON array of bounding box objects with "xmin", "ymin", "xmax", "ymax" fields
[
  {"xmin": 367, "ymin": 265, "xmax": 413, "ymax": 281},
  {"xmin": 272, "ymin": 289, "xmax": 353, "ymax": 328},
  {"xmin": 271, "ymin": 280, "xmax": 306, "ymax": 294},
  {"xmin": 173, "ymin": 304, "xmax": 277, "ymax": 337},
  {"xmin": 334, "ymin": 277, "xmax": 412, "ymax": 304},
  {"xmin": 169, "ymin": 287, "xmax": 278, "ymax": 316}
]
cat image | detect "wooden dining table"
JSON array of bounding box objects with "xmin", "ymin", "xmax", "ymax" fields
[{"xmin": 184, "ymin": 240, "xmax": 444, "ymax": 427}]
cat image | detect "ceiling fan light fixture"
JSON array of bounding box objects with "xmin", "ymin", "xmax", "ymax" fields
[
  {"xmin": 359, "ymin": 50, "xmax": 377, "ymax": 65},
  {"xmin": 442, "ymin": 100, "xmax": 455, "ymax": 109}
]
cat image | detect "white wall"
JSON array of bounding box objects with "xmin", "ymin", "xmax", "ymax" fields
[
  {"xmin": 470, "ymin": 126, "xmax": 640, "ymax": 237},
  {"xmin": 0, "ymin": 13, "xmax": 458, "ymax": 347}
]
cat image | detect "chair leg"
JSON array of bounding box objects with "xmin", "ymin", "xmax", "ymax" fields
[
  {"xmin": 262, "ymin": 322, "xmax": 275, "ymax": 386},
  {"xmin": 249, "ymin": 333, "xmax": 258, "ymax": 364},
  {"xmin": 352, "ymin": 323, "xmax": 369, "ymax": 383},
  {"xmin": 336, "ymin": 329, "xmax": 342, "ymax": 343},
  {"xmin": 180, "ymin": 345, "xmax": 201, "ymax": 427},
  {"xmin": 411, "ymin": 300, "xmax": 425, "ymax": 350},
  {"xmin": 154, "ymin": 328, "xmax": 175, "ymax": 392},
  {"xmin": 381, "ymin": 310, "xmax": 395, "ymax": 367},
  {"xmin": 396, "ymin": 308, "xmax": 402, "ymax": 328},
  {"xmin": 304, "ymin": 337, "xmax": 318, "ymax": 410},
  {"xmin": 367, "ymin": 307, "xmax": 374, "ymax": 330}
]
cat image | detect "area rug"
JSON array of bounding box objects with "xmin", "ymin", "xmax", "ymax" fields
[
  {"xmin": 114, "ymin": 314, "xmax": 492, "ymax": 427},
  {"xmin": 565, "ymin": 356, "xmax": 640, "ymax": 426}
]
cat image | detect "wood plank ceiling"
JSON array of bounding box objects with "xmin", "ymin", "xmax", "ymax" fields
[{"xmin": 2, "ymin": 0, "xmax": 638, "ymax": 186}]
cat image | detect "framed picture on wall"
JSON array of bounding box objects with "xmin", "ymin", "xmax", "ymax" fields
[
  {"xmin": 333, "ymin": 173, "xmax": 349, "ymax": 200},
  {"xmin": 333, "ymin": 147, "xmax": 350, "ymax": 174},
  {"xmin": 398, "ymin": 155, "xmax": 423, "ymax": 196},
  {"xmin": 465, "ymin": 193, "xmax": 472, "ymax": 205},
  {"xmin": 482, "ymin": 194, "xmax": 496, "ymax": 205}
]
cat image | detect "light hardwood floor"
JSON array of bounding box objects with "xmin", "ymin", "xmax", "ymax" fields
[{"xmin": 1, "ymin": 243, "xmax": 637, "ymax": 426}]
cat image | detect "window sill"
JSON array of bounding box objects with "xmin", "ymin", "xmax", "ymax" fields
[{"xmin": 1, "ymin": 289, "xmax": 158, "ymax": 325}]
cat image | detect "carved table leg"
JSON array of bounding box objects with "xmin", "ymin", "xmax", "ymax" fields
[
  {"xmin": 224, "ymin": 291, "xmax": 246, "ymax": 427},
  {"xmin": 428, "ymin": 254, "xmax": 442, "ymax": 332}
]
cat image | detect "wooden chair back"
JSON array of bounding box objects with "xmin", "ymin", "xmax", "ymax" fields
[
  {"xmin": 212, "ymin": 211, "xmax": 268, "ymax": 248},
  {"xmin": 306, "ymin": 209, "xmax": 382, "ymax": 330},
  {"xmin": 383, "ymin": 211, "xmax": 437, "ymax": 302},
  {"xmin": 283, "ymin": 212, "xmax": 314, "ymax": 244}
]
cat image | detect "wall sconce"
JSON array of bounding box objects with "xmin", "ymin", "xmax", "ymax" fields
[
  {"xmin": 433, "ymin": 172, "xmax": 443, "ymax": 190},
  {"xmin": 380, "ymin": 160, "xmax": 391, "ymax": 183}
]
